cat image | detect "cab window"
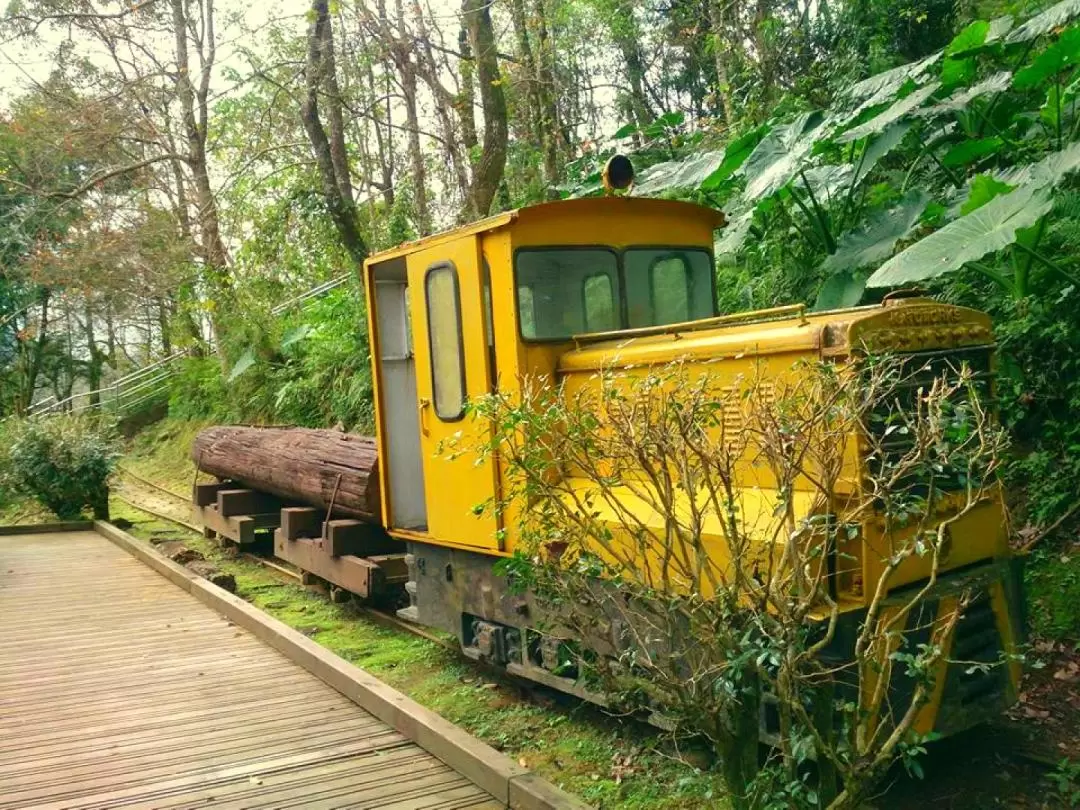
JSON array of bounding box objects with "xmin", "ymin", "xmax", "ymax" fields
[
  {"xmin": 514, "ymin": 249, "xmax": 619, "ymax": 340},
  {"xmin": 425, "ymin": 263, "xmax": 466, "ymax": 420},
  {"xmin": 624, "ymin": 249, "xmax": 714, "ymax": 328},
  {"xmin": 514, "ymin": 246, "xmax": 714, "ymax": 340}
]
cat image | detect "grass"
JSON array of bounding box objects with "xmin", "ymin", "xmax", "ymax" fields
[{"xmin": 103, "ymin": 451, "xmax": 731, "ymax": 810}]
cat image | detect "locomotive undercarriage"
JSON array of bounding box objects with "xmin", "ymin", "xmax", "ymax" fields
[{"xmin": 398, "ymin": 540, "xmax": 1024, "ymax": 739}]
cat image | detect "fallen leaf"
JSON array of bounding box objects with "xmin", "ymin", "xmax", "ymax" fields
[{"xmin": 518, "ymin": 758, "xmax": 527, "ymax": 768}]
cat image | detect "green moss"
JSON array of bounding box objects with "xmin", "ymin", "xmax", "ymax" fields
[{"xmin": 1025, "ymin": 544, "xmax": 1080, "ymax": 641}]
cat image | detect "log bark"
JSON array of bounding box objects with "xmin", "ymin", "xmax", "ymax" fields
[{"xmin": 192, "ymin": 427, "xmax": 381, "ymax": 523}]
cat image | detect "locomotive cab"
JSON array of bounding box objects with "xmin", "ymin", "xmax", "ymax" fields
[
  {"xmin": 362, "ymin": 195, "xmax": 1024, "ymax": 737},
  {"xmin": 364, "ymin": 196, "xmax": 723, "ymax": 550}
]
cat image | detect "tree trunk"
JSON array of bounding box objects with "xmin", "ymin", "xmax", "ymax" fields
[
  {"xmin": 709, "ymin": 0, "xmax": 737, "ymax": 126},
  {"xmin": 170, "ymin": 0, "xmax": 232, "ymax": 358},
  {"xmin": 610, "ymin": 2, "xmax": 654, "ymax": 131},
  {"xmin": 16, "ymin": 288, "xmax": 50, "ymax": 415},
  {"xmin": 531, "ymin": 0, "xmax": 561, "ymax": 194},
  {"xmin": 192, "ymin": 426, "xmax": 381, "ymax": 522},
  {"xmin": 509, "ymin": 0, "xmax": 544, "ymax": 192},
  {"xmin": 462, "ymin": 0, "xmax": 508, "ymax": 218},
  {"xmin": 302, "ymin": 0, "xmax": 368, "ymax": 266},
  {"xmin": 400, "ymin": 64, "xmax": 431, "ymax": 235},
  {"xmin": 458, "ymin": 25, "xmax": 479, "ymax": 159}
]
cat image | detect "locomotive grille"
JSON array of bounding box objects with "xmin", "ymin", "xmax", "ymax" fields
[{"xmin": 863, "ymin": 345, "xmax": 994, "ymax": 493}]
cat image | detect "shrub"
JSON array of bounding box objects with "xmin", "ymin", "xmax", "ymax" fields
[
  {"xmin": 1, "ymin": 416, "xmax": 120, "ymax": 520},
  {"xmin": 468, "ymin": 357, "xmax": 1009, "ymax": 809}
]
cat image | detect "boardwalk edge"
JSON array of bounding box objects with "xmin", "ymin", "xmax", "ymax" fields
[{"xmin": 92, "ymin": 520, "xmax": 590, "ymax": 810}]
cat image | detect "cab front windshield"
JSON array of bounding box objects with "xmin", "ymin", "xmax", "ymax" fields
[{"xmin": 515, "ymin": 247, "xmax": 715, "ymax": 340}]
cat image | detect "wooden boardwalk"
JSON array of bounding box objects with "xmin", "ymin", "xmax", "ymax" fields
[{"xmin": 0, "ymin": 529, "xmax": 503, "ymax": 810}]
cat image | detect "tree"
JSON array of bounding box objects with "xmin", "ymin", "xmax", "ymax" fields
[{"xmin": 302, "ymin": 0, "xmax": 369, "ymax": 265}]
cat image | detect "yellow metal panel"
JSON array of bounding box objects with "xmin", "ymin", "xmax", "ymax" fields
[{"xmin": 407, "ymin": 237, "xmax": 501, "ymax": 551}]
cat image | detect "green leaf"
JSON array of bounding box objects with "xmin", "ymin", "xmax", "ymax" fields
[
  {"xmin": 714, "ymin": 210, "xmax": 755, "ymax": 264},
  {"xmin": 701, "ymin": 125, "xmax": 769, "ymax": 189},
  {"xmin": 813, "ymin": 270, "xmax": 869, "ymax": 311},
  {"xmin": 798, "ymin": 163, "xmax": 855, "ymax": 202},
  {"xmin": 612, "ymin": 122, "xmax": 638, "ymax": 139},
  {"xmin": 1014, "ymin": 27, "xmax": 1080, "ymax": 90},
  {"xmin": 226, "ymin": 348, "xmax": 258, "ymax": 383},
  {"xmin": 921, "ymin": 71, "xmax": 1013, "ymax": 116},
  {"xmin": 940, "ymin": 21, "xmax": 989, "ymax": 88},
  {"xmin": 949, "ymin": 16, "xmax": 1016, "ymax": 56},
  {"xmin": 740, "ymin": 113, "xmax": 826, "ymax": 201},
  {"xmin": 280, "ymin": 324, "xmax": 314, "ymax": 349},
  {"xmin": 837, "ymin": 82, "xmax": 940, "ymax": 143},
  {"xmin": 845, "ymin": 52, "xmax": 942, "ymax": 108},
  {"xmin": 866, "ymin": 184, "xmax": 1054, "ymax": 287},
  {"xmin": 946, "ymin": 20, "xmax": 990, "ymax": 57},
  {"xmin": 822, "ymin": 190, "xmax": 930, "ymax": 274},
  {"xmin": 634, "ymin": 151, "xmax": 726, "ymax": 195},
  {"xmin": 1007, "ymin": 0, "xmax": 1080, "ymax": 44},
  {"xmin": 997, "ymin": 139, "xmax": 1080, "ymax": 187},
  {"xmin": 961, "ymin": 174, "xmax": 1015, "ymax": 214},
  {"xmin": 641, "ymin": 111, "xmax": 685, "ymax": 138},
  {"xmin": 1041, "ymin": 82, "xmax": 1066, "ymax": 129},
  {"xmin": 853, "ymin": 121, "xmax": 913, "ymax": 185},
  {"xmin": 941, "ymin": 136, "xmax": 1004, "ymax": 167}
]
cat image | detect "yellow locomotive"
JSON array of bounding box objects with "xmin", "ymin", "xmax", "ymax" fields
[{"xmin": 360, "ymin": 185, "xmax": 1023, "ymax": 738}]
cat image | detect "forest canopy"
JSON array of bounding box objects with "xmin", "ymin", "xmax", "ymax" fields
[{"xmin": 3, "ymin": 0, "xmax": 1080, "ymax": 540}]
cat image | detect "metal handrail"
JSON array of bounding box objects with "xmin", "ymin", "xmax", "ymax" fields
[{"xmin": 25, "ymin": 270, "xmax": 356, "ymax": 419}]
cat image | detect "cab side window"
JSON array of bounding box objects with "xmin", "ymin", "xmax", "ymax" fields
[{"xmin": 425, "ymin": 263, "xmax": 466, "ymax": 420}]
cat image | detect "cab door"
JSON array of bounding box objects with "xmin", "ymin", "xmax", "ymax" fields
[{"xmin": 407, "ymin": 237, "xmax": 502, "ymax": 550}]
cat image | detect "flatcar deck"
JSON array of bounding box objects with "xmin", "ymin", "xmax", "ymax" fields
[{"xmin": 0, "ymin": 528, "xmax": 504, "ymax": 810}]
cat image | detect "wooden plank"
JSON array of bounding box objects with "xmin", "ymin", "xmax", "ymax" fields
[
  {"xmin": 274, "ymin": 532, "xmax": 382, "ymax": 597},
  {"xmin": 216, "ymin": 488, "xmax": 279, "ymax": 518},
  {"xmin": 280, "ymin": 506, "xmax": 321, "ymax": 540},
  {"xmin": 0, "ymin": 526, "xmax": 532, "ymax": 810},
  {"xmin": 94, "ymin": 521, "xmax": 588, "ymax": 809},
  {"xmin": 193, "ymin": 481, "xmax": 231, "ymax": 507},
  {"xmin": 192, "ymin": 504, "xmax": 279, "ymax": 545}
]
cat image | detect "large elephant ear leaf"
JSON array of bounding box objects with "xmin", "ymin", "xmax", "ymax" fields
[
  {"xmin": 740, "ymin": 113, "xmax": 825, "ymax": 202},
  {"xmin": 700, "ymin": 125, "xmax": 769, "ymax": 190},
  {"xmin": 1013, "ymin": 27, "xmax": 1080, "ymax": 90},
  {"xmin": 940, "ymin": 20, "xmax": 990, "ymax": 87},
  {"xmin": 866, "ymin": 184, "xmax": 1053, "ymax": 288},
  {"xmin": 1007, "ymin": 0, "xmax": 1080, "ymax": 43},
  {"xmin": 997, "ymin": 139, "xmax": 1080, "ymax": 187},
  {"xmin": 836, "ymin": 82, "xmax": 940, "ymax": 143},
  {"xmin": 921, "ymin": 71, "xmax": 1012, "ymax": 117},
  {"xmin": 714, "ymin": 210, "xmax": 756, "ymax": 265},
  {"xmin": 226, "ymin": 348, "xmax": 258, "ymax": 383},
  {"xmin": 852, "ymin": 121, "xmax": 913, "ymax": 186},
  {"xmin": 822, "ymin": 190, "xmax": 930, "ymax": 274},
  {"xmin": 814, "ymin": 270, "xmax": 869, "ymax": 311},
  {"xmin": 634, "ymin": 150, "xmax": 726, "ymax": 195},
  {"xmin": 844, "ymin": 52, "xmax": 942, "ymax": 110}
]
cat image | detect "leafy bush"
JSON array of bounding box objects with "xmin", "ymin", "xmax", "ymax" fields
[
  {"xmin": 1, "ymin": 416, "xmax": 120, "ymax": 519},
  {"xmin": 167, "ymin": 285, "xmax": 374, "ymax": 432},
  {"xmin": 168, "ymin": 355, "xmax": 232, "ymax": 422}
]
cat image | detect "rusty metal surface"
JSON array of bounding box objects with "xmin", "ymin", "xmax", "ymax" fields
[{"xmin": 0, "ymin": 530, "xmax": 502, "ymax": 810}]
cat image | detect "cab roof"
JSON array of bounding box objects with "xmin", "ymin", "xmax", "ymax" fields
[{"xmin": 363, "ymin": 196, "xmax": 727, "ymax": 267}]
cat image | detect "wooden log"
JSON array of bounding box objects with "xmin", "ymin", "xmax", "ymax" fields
[{"xmin": 192, "ymin": 426, "xmax": 381, "ymax": 523}]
